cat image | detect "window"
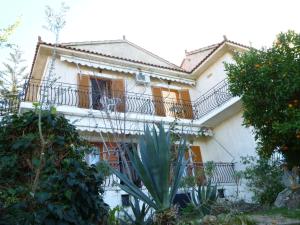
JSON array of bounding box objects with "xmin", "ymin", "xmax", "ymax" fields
[
  {"xmin": 90, "ymin": 78, "xmax": 112, "ymax": 110},
  {"xmin": 89, "ymin": 142, "xmax": 141, "ymax": 187},
  {"xmin": 77, "ymin": 75, "xmax": 125, "ymax": 111},
  {"xmin": 85, "ymin": 146, "xmax": 100, "ymax": 165},
  {"xmin": 121, "ymin": 194, "xmax": 130, "ymax": 207}
]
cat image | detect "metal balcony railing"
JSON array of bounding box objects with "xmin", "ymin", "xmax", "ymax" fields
[
  {"xmin": 102, "ymin": 161, "xmax": 236, "ymax": 188},
  {"xmin": 22, "ymin": 80, "xmax": 194, "ymax": 119},
  {"xmin": 193, "ymin": 79, "xmax": 233, "ymax": 119},
  {"xmin": 1, "ymin": 79, "xmax": 234, "ymax": 120}
]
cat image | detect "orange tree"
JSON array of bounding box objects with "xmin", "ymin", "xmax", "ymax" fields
[{"xmin": 225, "ymin": 31, "xmax": 300, "ymax": 165}]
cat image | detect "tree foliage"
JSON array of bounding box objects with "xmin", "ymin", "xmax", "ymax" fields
[
  {"xmin": 0, "ymin": 19, "xmax": 20, "ymax": 48},
  {"xmin": 0, "ymin": 110, "xmax": 108, "ymax": 225},
  {"xmin": 0, "ymin": 47, "xmax": 27, "ymax": 98},
  {"xmin": 225, "ymin": 30, "xmax": 300, "ymax": 165}
]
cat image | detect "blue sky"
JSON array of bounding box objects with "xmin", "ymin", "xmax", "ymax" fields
[{"xmin": 1, "ymin": 0, "xmax": 300, "ymax": 69}]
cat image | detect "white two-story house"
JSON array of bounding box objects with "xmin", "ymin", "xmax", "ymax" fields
[{"xmin": 20, "ymin": 37, "xmax": 257, "ymax": 206}]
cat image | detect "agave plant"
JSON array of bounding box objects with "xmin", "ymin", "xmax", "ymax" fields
[
  {"xmin": 119, "ymin": 197, "xmax": 152, "ymax": 225},
  {"xmin": 111, "ymin": 123, "xmax": 187, "ymax": 224},
  {"xmin": 191, "ymin": 180, "xmax": 218, "ymax": 216}
]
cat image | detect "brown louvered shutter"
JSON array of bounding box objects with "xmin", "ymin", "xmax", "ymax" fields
[
  {"xmin": 152, "ymin": 87, "xmax": 165, "ymax": 116},
  {"xmin": 191, "ymin": 146, "xmax": 205, "ymax": 185},
  {"xmin": 191, "ymin": 146, "xmax": 203, "ymax": 163},
  {"xmin": 77, "ymin": 75, "xmax": 90, "ymax": 108},
  {"xmin": 180, "ymin": 89, "xmax": 193, "ymax": 119},
  {"xmin": 111, "ymin": 79, "xmax": 125, "ymax": 112}
]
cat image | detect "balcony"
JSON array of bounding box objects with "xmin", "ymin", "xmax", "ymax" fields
[
  {"xmin": 193, "ymin": 79, "xmax": 233, "ymax": 119},
  {"xmin": 18, "ymin": 79, "xmax": 234, "ymax": 121},
  {"xmin": 22, "ymin": 80, "xmax": 194, "ymax": 119}
]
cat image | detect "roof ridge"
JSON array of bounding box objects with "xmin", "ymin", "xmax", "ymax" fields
[
  {"xmin": 184, "ymin": 39, "xmax": 251, "ymax": 72},
  {"xmin": 185, "ymin": 42, "xmax": 221, "ymax": 56},
  {"xmin": 61, "ymin": 39, "xmax": 124, "ymax": 46},
  {"xmin": 189, "ymin": 41, "xmax": 225, "ymax": 72}
]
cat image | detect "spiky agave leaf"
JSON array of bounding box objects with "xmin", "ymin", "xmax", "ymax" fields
[
  {"xmin": 119, "ymin": 197, "xmax": 151, "ymax": 225},
  {"xmin": 111, "ymin": 123, "xmax": 187, "ymax": 212},
  {"xmin": 191, "ymin": 179, "xmax": 218, "ymax": 216}
]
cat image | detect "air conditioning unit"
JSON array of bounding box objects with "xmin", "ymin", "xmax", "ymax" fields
[{"xmin": 136, "ymin": 72, "xmax": 150, "ymax": 85}]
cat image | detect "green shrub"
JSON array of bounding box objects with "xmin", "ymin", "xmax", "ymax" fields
[
  {"xmin": 0, "ymin": 110, "xmax": 109, "ymax": 224},
  {"xmin": 241, "ymin": 156, "xmax": 284, "ymax": 205}
]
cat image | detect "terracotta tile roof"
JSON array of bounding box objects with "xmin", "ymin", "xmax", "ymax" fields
[
  {"xmin": 62, "ymin": 39, "xmax": 182, "ymax": 70},
  {"xmin": 29, "ymin": 38, "xmax": 250, "ymax": 78},
  {"xmin": 36, "ymin": 41, "xmax": 187, "ymax": 73},
  {"xmin": 181, "ymin": 39, "xmax": 251, "ymax": 73},
  {"xmin": 181, "ymin": 43, "xmax": 221, "ymax": 71}
]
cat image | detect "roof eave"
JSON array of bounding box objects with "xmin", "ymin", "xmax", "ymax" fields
[{"xmin": 189, "ymin": 41, "xmax": 250, "ymax": 78}]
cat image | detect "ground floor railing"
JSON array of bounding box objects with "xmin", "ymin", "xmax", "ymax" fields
[{"xmin": 101, "ymin": 161, "xmax": 236, "ymax": 188}]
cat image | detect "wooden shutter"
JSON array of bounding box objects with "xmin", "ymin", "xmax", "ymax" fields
[
  {"xmin": 152, "ymin": 87, "xmax": 165, "ymax": 116},
  {"xmin": 92, "ymin": 142, "xmax": 119, "ymax": 169},
  {"xmin": 191, "ymin": 146, "xmax": 205, "ymax": 185},
  {"xmin": 180, "ymin": 89, "xmax": 193, "ymax": 119},
  {"xmin": 191, "ymin": 146, "xmax": 203, "ymax": 163},
  {"xmin": 111, "ymin": 79, "xmax": 125, "ymax": 112},
  {"xmin": 77, "ymin": 75, "xmax": 90, "ymax": 108}
]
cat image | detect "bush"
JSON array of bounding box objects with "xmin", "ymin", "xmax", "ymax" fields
[
  {"xmin": 0, "ymin": 110, "xmax": 108, "ymax": 224},
  {"xmin": 241, "ymin": 156, "xmax": 284, "ymax": 205}
]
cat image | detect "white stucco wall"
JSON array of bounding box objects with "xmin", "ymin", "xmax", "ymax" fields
[
  {"xmin": 40, "ymin": 56, "xmax": 193, "ymax": 109},
  {"xmin": 195, "ymin": 110, "xmax": 256, "ymax": 169},
  {"xmin": 189, "ymin": 53, "xmax": 235, "ymax": 101},
  {"xmin": 192, "ymin": 110, "xmax": 257, "ymax": 202},
  {"xmin": 40, "ymin": 53, "xmax": 239, "ymax": 108}
]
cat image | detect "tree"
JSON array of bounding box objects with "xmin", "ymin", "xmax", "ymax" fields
[
  {"xmin": 0, "ymin": 47, "xmax": 27, "ymax": 98},
  {"xmin": 0, "ymin": 110, "xmax": 109, "ymax": 224},
  {"xmin": 225, "ymin": 30, "xmax": 300, "ymax": 165},
  {"xmin": 0, "ymin": 19, "xmax": 20, "ymax": 48}
]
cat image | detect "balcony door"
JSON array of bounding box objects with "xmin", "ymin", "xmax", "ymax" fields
[
  {"xmin": 161, "ymin": 89, "xmax": 180, "ymax": 117},
  {"xmin": 77, "ymin": 75, "xmax": 125, "ymax": 112},
  {"xmin": 90, "ymin": 78, "xmax": 112, "ymax": 110},
  {"xmin": 152, "ymin": 87, "xmax": 193, "ymax": 119}
]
